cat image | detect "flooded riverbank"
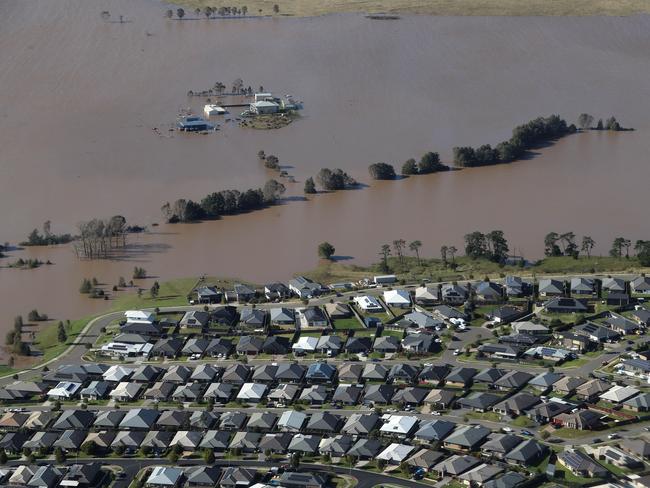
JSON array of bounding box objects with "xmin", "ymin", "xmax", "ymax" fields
[{"xmin": 1, "ymin": 0, "xmax": 650, "ymax": 360}]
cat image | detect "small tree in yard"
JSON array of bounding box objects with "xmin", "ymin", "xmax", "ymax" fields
[
  {"xmin": 203, "ymin": 448, "xmax": 215, "ymax": 464},
  {"xmin": 54, "ymin": 447, "xmax": 65, "ymax": 463},
  {"xmin": 57, "ymin": 321, "xmax": 67, "ymax": 343},
  {"xmin": 318, "ymin": 242, "xmax": 335, "ymax": 260}
]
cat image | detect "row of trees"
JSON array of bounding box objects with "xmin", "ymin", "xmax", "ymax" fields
[
  {"xmin": 161, "ymin": 180, "xmax": 286, "ymax": 223},
  {"xmin": 304, "ymin": 168, "xmax": 357, "ymax": 192},
  {"xmin": 453, "ymin": 115, "xmax": 575, "ymax": 168},
  {"xmin": 379, "ymin": 240, "xmax": 423, "ymax": 272},
  {"xmin": 464, "ymin": 230, "xmax": 509, "ymax": 263},
  {"xmin": 73, "ymin": 215, "xmax": 129, "ymax": 260},
  {"xmin": 401, "ymin": 151, "xmax": 447, "ymax": 175},
  {"xmin": 6, "ymin": 316, "xmax": 28, "ymax": 356},
  {"xmin": 21, "ymin": 221, "xmax": 73, "ymax": 247},
  {"xmin": 544, "ymin": 233, "xmax": 649, "ymax": 264},
  {"xmin": 577, "ymin": 113, "xmax": 627, "ymax": 131}
]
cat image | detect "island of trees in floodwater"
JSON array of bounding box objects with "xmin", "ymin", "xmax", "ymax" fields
[{"xmin": 366, "ymin": 114, "xmax": 631, "ymax": 179}]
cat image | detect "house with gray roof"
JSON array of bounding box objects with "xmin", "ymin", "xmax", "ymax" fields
[
  {"xmin": 205, "ymin": 338, "xmax": 233, "ymax": 358},
  {"xmin": 267, "ymin": 384, "xmax": 300, "ymax": 405},
  {"xmin": 236, "ymin": 336, "xmax": 264, "ymax": 356},
  {"xmin": 458, "ymin": 392, "xmax": 502, "ymax": 412},
  {"xmin": 143, "ymin": 381, "xmax": 175, "ymax": 401},
  {"xmin": 146, "ymin": 467, "xmax": 183, "ymax": 488},
  {"xmin": 262, "ymin": 336, "xmax": 291, "ymax": 355},
  {"xmin": 219, "ymin": 467, "xmax": 256, "ymax": 488},
  {"xmin": 332, "ymin": 384, "xmax": 363, "ymax": 405},
  {"xmin": 141, "ymin": 431, "xmax": 174, "ymax": 454},
  {"xmin": 319, "ymin": 434, "xmax": 353, "ymax": 456},
  {"xmin": 151, "ymin": 337, "xmax": 184, "ymax": 358},
  {"xmin": 277, "ymin": 410, "xmax": 307, "ymax": 432},
  {"xmin": 538, "ymin": 279, "xmax": 565, "ymax": 297},
  {"xmin": 246, "ymin": 412, "xmax": 277, "ymax": 431},
  {"xmin": 239, "ymin": 307, "xmax": 266, "ymax": 328},
  {"xmin": 53, "ymin": 430, "xmax": 86, "ymax": 451},
  {"xmin": 93, "ymin": 410, "xmax": 125, "ymax": 429},
  {"xmin": 388, "ymin": 363, "xmax": 419, "ymax": 383},
  {"xmin": 51, "ymin": 410, "xmax": 95, "ymax": 431},
  {"xmin": 306, "ymin": 411, "xmax": 341, "ymax": 433},
  {"xmin": 288, "ymin": 434, "xmax": 322, "ymax": 454},
  {"xmin": 492, "ymin": 391, "xmax": 541, "ymax": 417},
  {"xmin": 473, "ymin": 368, "xmax": 505, "ymax": 384},
  {"xmin": 494, "ymin": 370, "xmax": 533, "ymax": 390},
  {"xmin": 504, "ymin": 439, "xmax": 547, "ymax": 465},
  {"xmin": 222, "ymin": 364, "xmax": 251, "ymax": 384},
  {"xmin": 190, "ymin": 364, "xmax": 221, "ymax": 383},
  {"xmin": 181, "ymin": 338, "xmax": 210, "ymax": 357},
  {"xmin": 180, "ymin": 310, "xmax": 210, "ymax": 331},
  {"xmin": 571, "ymin": 277, "xmax": 596, "ymax": 296},
  {"xmin": 299, "ymin": 384, "xmax": 329, "ymax": 405},
  {"xmin": 316, "ymin": 335, "xmax": 343, "ymax": 356},
  {"xmin": 119, "ymin": 408, "xmax": 159, "ymax": 430},
  {"xmin": 373, "ymin": 335, "xmax": 401, "ymax": 354},
  {"xmin": 198, "ymin": 430, "xmax": 231, "ymax": 451},
  {"xmin": 632, "ymin": 276, "xmax": 650, "ymax": 294},
  {"xmin": 401, "ymin": 333, "xmax": 435, "ymax": 354},
  {"xmin": 27, "ymin": 465, "xmax": 61, "ymax": 488},
  {"xmin": 527, "ymin": 401, "xmax": 573, "ymax": 423},
  {"xmin": 111, "ymin": 430, "xmax": 146, "ymax": 454},
  {"xmin": 79, "ymin": 381, "xmax": 111, "ymax": 400},
  {"xmin": 362, "ymin": 362, "xmax": 388, "ymax": 381},
  {"xmin": 276, "ymin": 363, "xmax": 306, "ymax": 383},
  {"xmin": 131, "ymin": 365, "xmax": 163, "ymax": 383},
  {"xmin": 363, "ymin": 384, "xmax": 396, "ymax": 405},
  {"xmin": 443, "ymin": 425, "xmax": 491, "ymax": 451},
  {"xmin": 289, "ymin": 276, "xmax": 322, "ymax": 299},
  {"xmin": 414, "ymin": 419, "xmax": 455, "ymax": 442},
  {"xmin": 433, "ymin": 454, "xmax": 481, "ymax": 476},
  {"xmin": 445, "ymin": 367, "xmax": 477, "ymax": 387},
  {"xmin": 156, "ymin": 410, "xmax": 190, "ymax": 430},
  {"xmin": 347, "ymin": 438, "xmax": 383, "ymax": 459},
  {"xmin": 265, "ymin": 282, "xmax": 291, "ymax": 301},
  {"xmin": 392, "ymin": 387, "xmax": 428, "ymax": 407},
  {"xmin": 219, "ymin": 411, "xmax": 248, "ymax": 431},
  {"xmin": 185, "ymin": 466, "xmax": 221, "ymax": 488},
  {"xmin": 558, "ymin": 449, "xmax": 608, "ymax": 478},
  {"xmin": 419, "ymin": 364, "xmax": 450, "ymax": 385},
  {"xmin": 481, "ymin": 433, "xmax": 522, "ymax": 459},
  {"xmin": 23, "ymin": 432, "xmax": 60, "ymax": 451},
  {"xmin": 170, "ymin": 431, "xmax": 203, "ymax": 451},
  {"xmin": 189, "ymin": 411, "xmax": 219, "ymax": 430},
  {"xmin": 228, "ymin": 431, "xmax": 261, "ymax": 452},
  {"xmin": 258, "ymin": 432, "xmax": 292, "ymax": 453},
  {"xmin": 423, "ymin": 389, "xmax": 457, "ymax": 409},
  {"xmin": 341, "ymin": 413, "xmax": 379, "ymax": 436}
]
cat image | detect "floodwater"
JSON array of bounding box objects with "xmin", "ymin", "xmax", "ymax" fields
[{"xmin": 1, "ymin": 0, "xmax": 650, "ymax": 360}]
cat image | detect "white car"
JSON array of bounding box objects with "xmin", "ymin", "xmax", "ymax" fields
[
  {"xmin": 431, "ymin": 411, "xmax": 441, "ymax": 416},
  {"xmin": 501, "ymin": 427, "xmax": 513, "ymax": 433},
  {"xmin": 457, "ymin": 324, "xmax": 467, "ymax": 331},
  {"xmin": 453, "ymin": 349, "xmax": 461, "ymax": 356}
]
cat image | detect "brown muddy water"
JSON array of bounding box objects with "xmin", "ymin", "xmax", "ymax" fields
[{"xmin": 1, "ymin": 0, "xmax": 650, "ymax": 360}]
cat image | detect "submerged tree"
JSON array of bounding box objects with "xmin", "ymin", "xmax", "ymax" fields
[{"xmin": 318, "ymin": 242, "xmax": 335, "ymax": 260}]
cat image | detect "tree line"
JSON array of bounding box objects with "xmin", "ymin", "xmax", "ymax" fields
[
  {"xmin": 161, "ymin": 179, "xmax": 286, "ymax": 223},
  {"xmin": 21, "ymin": 221, "xmax": 73, "ymax": 247},
  {"xmin": 303, "ymin": 168, "xmax": 357, "ymax": 193},
  {"xmin": 577, "ymin": 113, "xmax": 630, "ymax": 131},
  {"xmin": 73, "ymin": 215, "xmax": 129, "ymax": 260},
  {"xmin": 454, "ymin": 115, "xmax": 575, "ymax": 168},
  {"xmin": 543, "ymin": 232, "xmax": 649, "ymax": 265}
]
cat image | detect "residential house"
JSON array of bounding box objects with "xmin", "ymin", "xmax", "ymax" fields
[
  {"xmin": 538, "ymin": 279, "xmax": 565, "ymax": 297},
  {"xmin": 558, "ymin": 449, "xmax": 608, "ymax": 478},
  {"xmin": 288, "ymin": 276, "xmax": 322, "ymax": 299},
  {"xmin": 384, "ymin": 289, "xmax": 411, "ymax": 308},
  {"xmin": 179, "ymin": 311, "xmax": 210, "ymax": 331},
  {"xmin": 264, "ymin": 282, "xmax": 291, "ymax": 301}
]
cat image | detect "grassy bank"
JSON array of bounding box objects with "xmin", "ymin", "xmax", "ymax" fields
[
  {"xmin": 174, "ymin": 0, "xmax": 650, "ymax": 17},
  {"xmin": 303, "ymin": 255, "xmax": 646, "ymax": 285}
]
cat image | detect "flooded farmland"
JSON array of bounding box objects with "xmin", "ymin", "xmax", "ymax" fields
[{"xmin": 1, "ymin": 0, "xmax": 650, "ymax": 359}]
